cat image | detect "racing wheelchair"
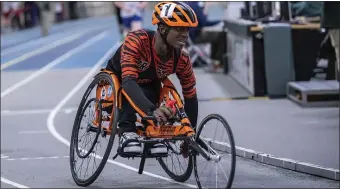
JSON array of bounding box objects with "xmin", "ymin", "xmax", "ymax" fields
[{"xmin": 69, "ymin": 68, "xmax": 236, "ymax": 189}]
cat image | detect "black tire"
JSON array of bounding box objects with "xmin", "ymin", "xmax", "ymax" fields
[
  {"xmin": 69, "ymin": 72, "xmax": 119, "ymax": 187},
  {"xmin": 158, "ymin": 142, "xmax": 193, "ymax": 182},
  {"xmin": 193, "ymin": 114, "xmax": 236, "ymax": 189},
  {"xmin": 157, "ymin": 89, "xmax": 193, "ymax": 182}
]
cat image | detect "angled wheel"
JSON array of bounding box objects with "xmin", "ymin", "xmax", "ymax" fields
[
  {"xmin": 158, "ymin": 140, "xmax": 193, "ymax": 182},
  {"xmin": 157, "ymin": 87, "xmax": 193, "ymax": 182},
  {"xmin": 69, "ymin": 71, "xmax": 120, "ymax": 187},
  {"xmin": 193, "ymin": 114, "xmax": 236, "ymax": 189}
]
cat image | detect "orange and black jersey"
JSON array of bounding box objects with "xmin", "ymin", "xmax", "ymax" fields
[{"xmin": 106, "ymin": 29, "xmax": 198, "ymax": 127}]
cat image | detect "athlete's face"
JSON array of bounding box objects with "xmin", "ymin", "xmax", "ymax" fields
[{"xmin": 167, "ymin": 26, "xmax": 189, "ymax": 48}]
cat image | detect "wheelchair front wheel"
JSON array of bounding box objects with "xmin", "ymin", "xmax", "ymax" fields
[
  {"xmin": 158, "ymin": 140, "xmax": 193, "ymax": 182},
  {"xmin": 193, "ymin": 114, "xmax": 236, "ymax": 189}
]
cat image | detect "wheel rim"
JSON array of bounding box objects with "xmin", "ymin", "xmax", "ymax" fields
[
  {"xmin": 158, "ymin": 139, "xmax": 193, "ymax": 182},
  {"xmin": 158, "ymin": 90, "xmax": 193, "ymax": 182},
  {"xmin": 74, "ymin": 98, "xmax": 102, "ymax": 159},
  {"xmin": 194, "ymin": 115, "xmax": 236, "ymax": 189},
  {"xmin": 70, "ymin": 73, "xmax": 118, "ymax": 185}
]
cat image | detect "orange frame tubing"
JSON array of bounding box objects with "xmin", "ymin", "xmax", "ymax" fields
[
  {"xmin": 94, "ymin": 69, "xmax": 122, "ymax": 135},
  {"xmin": 95, "ymin": 69, "xmax": 195, "ymax": 138}
]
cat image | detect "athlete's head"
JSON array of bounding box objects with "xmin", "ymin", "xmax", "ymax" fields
[{"xmin": 152, "ymin": 1, "xmax": 198, "ymax": 49}]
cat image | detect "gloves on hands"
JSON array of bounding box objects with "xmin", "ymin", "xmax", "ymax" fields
[{"xmin": 152, "ymin": 106, "xmax": 175, "ymax": 124}]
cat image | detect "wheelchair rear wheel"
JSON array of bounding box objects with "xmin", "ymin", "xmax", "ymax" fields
[
  {"xmin": 158, "ymin": 140, "xmax": 193, "ymax": 182},
  {"xmin": 69, "ymin": 72, "xmax": 119, "ymax": 187}
]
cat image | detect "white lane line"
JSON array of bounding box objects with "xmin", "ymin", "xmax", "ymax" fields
[
  {"xmin": 46, "ymin": 42, "xmax": 196, "ymax": 188},
  {"xmin": 2, "ymin": 156, "xmax": 69, "ymax": 161},
  {"xmin": 63, "ymin": 108, "xmax": 74, "ymax": 114},
  {"xmin": 1, "ymin": 177, "xmax": 30, "ymax": 188},
  {"xmin": 1, "ymin": 107, "xmax": 78, "ymax": 116},
  {"xmin": 1, "ymin": 31, "xmax": 78, "ymax": 56},
  {"xmin": 1, "ymin": 27, "xmax": 107, "ymax": 56},
  {"xmin": 1, "ymin": 154, "xmax": 9, "ymax": 159},
  {"xmin": 1, "ymin": 31, "xmax": 109, "ymax": 98},
  {"xmin": 1, "ymin": 31, "xmax": 87, "ymax": 70},
  {"xmin": 18, "ymin": 130, "xmax": 49, "ymax": 135}
]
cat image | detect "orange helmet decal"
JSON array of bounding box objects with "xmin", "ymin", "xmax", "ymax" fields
[{"xmin": 152, "ymin": 1, "xmax": 198, "ymax": 27}]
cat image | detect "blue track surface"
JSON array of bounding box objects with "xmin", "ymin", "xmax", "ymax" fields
[
  {"xmin": 1, "ymin": 17, "xmax": 117, "ymax": 49},
  {"xmin": 1, "ymin": 16, "xmax": 120, "ymax": 72},
  {"xmin": 54, "ymin": 29, "xmax": 119, "ymax": 69}
]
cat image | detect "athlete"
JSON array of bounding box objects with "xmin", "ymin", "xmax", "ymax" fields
[
  {"xmin": 113, "ymin": 3, "xmax": 123, "ymax": 36},
  {"xmin": 105, "ymin": 2, "xmax": 199, "ymax": 155},
  {"xmin": 114, "ymin": 2, "xmax": 148, "ymax": 37}
]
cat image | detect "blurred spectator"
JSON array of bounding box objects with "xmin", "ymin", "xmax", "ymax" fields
[
  {"xmin": 23, "ymin": 2, "xmax": 39, "ymax": 28},
  {"xmin": 1, "ymin": 2, "xmax": 11, "ymax": 32},
  {"xmin": 113, "ymin": 3, "xmax": 124, "ymax": 36},
  {"xmin": 55, "ymin": 2, "xmax": 63, "ymax": 22},
  {"xmin": 69, "ymin": 2, "xmax": 78, "ymax": 20},
  {"xmin": 37, "ymin": 2, "xmax": 54, "ymax": 36},
  {"xmin": 185, "ymin": 1, "xmax": 225, "ymax": 70},
  {"xmin": 185, "ymin": 1, "xmax": 221, "ymax": 41},
  {"xmin": 9, "ymin": 2, "xmax": 24, "ymax": 30},
  {"xmin": 321, "ymin": 2, "xmax": 340, "ymax": 81},
  {"xmin": 114, "ymin": 2, "xmax": 148, "ymax": 37},
  {"xmin": 291, "ymin": 2, "xmax": 323, "ymax": 17}
]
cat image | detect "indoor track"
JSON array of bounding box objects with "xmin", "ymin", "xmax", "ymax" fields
[{"xmin": 1, "ymin": 16, "xmax": 339, "ymax": 188}]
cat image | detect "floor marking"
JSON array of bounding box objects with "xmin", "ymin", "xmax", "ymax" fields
[
  {"xmin": 1, "ymin": 154, "xmax": 9, "ymax": 159},
  {"xmin": 18, "ymin": 130, "xmax": 49, "ymax": 135},
  {"xmin": 1, "ymin": 31, "xmax": 109, "ymax": 98},
  {"xmin": 46, "ymin": 41, "xmax": 196, "ymax": 188},
  {"xmin": 63, "ymin": 108, "xmax": 75, "ymax": 114},
  {"xmin": 1, "ymin": 177, "xmax": 30, "ymax": 188},
  {"xmin": 2, "ymin": 156, "xmax": 69, "ymax": 161},
  {"xmin": 1, "ymin": 31, "xmax": 87, "ymax": 70},
  {"xmin": 1, "ymin": 27, "xmax": 107, "ymax": 56},
  {"xmin": 1, "ymin": 107, "xmax": 78, "ymax": 116},
  {"xmin": 1, "ymin": 31, "xmax": 78, "ymax": 56}
]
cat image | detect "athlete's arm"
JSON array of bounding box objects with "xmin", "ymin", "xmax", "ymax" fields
[
  {"xmin": 120, "ymin": 32, "xmax": 156, "ymax": 115},
  {"xmin": 176, "ymin": 53, "xmax": 198, "ymax": 128}
]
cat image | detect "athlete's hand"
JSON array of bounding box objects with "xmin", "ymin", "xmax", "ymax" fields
[{"xmin": 152, "ymin": 106, "xmax": 175, "ymax": 124}]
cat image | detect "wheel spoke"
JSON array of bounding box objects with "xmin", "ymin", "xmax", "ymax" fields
[
  {"xmin": 69, "ymin": 73, "xmax": 118, "ymax": 187},
  {"xmin": 194, "ymin": 114, "xmax": 236, "ymax": 189}
]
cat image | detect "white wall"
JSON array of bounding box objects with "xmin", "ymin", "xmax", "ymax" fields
[
  {"xmin": 225, "ymin": 2, "xmax": 244, "ymax": 19},
  {"xmin": 83, "ymin": 2, "xmax": 114, "ymax": 17}
]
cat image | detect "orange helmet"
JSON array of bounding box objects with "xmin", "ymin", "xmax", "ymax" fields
[{"xmin": 152, "ymin": 1, "xmax": 198, "ymax": 27}]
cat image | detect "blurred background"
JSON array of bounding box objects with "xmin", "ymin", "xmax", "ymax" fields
[
  {"xmin": 0, "ymin": 2, "xmax": 226, "ymax": 32},
  {"xmin": 1, "ymin": 1, "xmax": 338, "ymax": 86},
  {"xmin": 0, "ymin": 2, "xmax": 227, "ymax": 33}
]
